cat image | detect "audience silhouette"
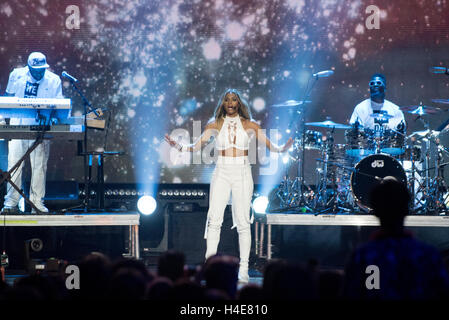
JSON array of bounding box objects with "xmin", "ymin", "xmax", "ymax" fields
[{"xmin": 343, "ymin": 179, "xmax": 449, "ymax": 300}]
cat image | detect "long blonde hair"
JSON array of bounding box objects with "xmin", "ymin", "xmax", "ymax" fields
[{"xmin": 213, "ymin": 89, "xmax": 252, "ymax": 124}]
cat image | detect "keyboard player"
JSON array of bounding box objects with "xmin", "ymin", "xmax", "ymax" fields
[{"xmin": 1, "ymin": 52, "xmax": 63, "ymax": 214}]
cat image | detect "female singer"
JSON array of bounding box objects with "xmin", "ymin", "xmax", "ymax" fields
[{"xmin": 165, "ymin": 89, "xmax": 293, "ymax": 283}]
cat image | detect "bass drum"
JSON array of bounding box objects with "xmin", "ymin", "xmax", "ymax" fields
[{"xmin": 351, "ymin": 153, "xmax": 407, "ymax": 211}]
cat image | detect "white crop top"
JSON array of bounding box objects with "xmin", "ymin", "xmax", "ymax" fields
[{"xmin": 215, "ymin": 116, "xmax": 250, "ymax": 151}]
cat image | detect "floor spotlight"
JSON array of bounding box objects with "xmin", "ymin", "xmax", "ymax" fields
[
  {"xmin": 252, "ymin": 196, "xmax": 269, "ymax": 214},
  {"xmin": 137, "ymin": 196, "xmax": 157, "ymax": 215}
]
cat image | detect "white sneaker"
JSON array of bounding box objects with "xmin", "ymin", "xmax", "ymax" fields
[{"xmin": 31, "ymin": 203, "xmax": 49, "ymax": 214}]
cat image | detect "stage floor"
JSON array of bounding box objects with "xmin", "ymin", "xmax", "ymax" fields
[
  {"xmin": 254, "ymin": 212, "xmax": 449, "ymax": 261},
  {"xmin": 256, "ymin": 212, "xmax": 449, "ymax": 227},
  {"xmin": 0, "ymin": 212, "xmax": 140, "ymax": 226},
  {"xmin": 3, "ymin": 211, "xmax": 449, "ymax": 279},
  {"xmin": 0, "ymin": 212, "xmax": 140, "ymax": 262}
]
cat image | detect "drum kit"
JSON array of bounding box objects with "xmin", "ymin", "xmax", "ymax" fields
[{"xmin": 269, "ymin": 99, "xmax": 449, "ymax": 215}]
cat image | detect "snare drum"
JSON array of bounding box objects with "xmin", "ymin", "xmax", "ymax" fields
[
  {"xmin": 381, "ymin": 129, "xmax": 405, "ymax": 156},
  {"xmin": 345, "ymin": 128, "xmax": 374, "ymax": 158},
  {"xmin": 351, "ymin": 153, "xmax": 407, "ymax": 211},
  {"xmin": 303, "ymin": 130, "xmax": 323, "ymax": 150}
]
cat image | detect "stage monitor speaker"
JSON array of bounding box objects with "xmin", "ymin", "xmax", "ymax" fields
[
  {"xmin": 1, "ymin": 227, "xmax": 58, "ymax": 270},
  {"xmin": 167, "ymin": 205, "xmax": 239, "ymax": 265}
]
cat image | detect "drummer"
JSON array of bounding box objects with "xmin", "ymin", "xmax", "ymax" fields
[{"xmin": 349, "ymin": 73, "xmax": 405, "ymax": 132}]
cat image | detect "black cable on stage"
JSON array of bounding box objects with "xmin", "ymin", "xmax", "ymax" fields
[{"xmin": 1, "ymin": 209, "xmax": 8, "ymax": 270}]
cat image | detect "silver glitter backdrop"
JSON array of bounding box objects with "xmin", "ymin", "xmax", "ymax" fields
[{"xmin": 1, "ymin": 0, "xmax": 449, "ymax": 185}]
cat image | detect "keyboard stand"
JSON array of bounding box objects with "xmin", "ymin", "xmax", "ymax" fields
[{"xmin": 0, "ymin": 131, "xmax": 47, "ymax": 214}]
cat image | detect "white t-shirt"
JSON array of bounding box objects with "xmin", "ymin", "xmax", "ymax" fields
[
  {"xmin": 5, "ymin": 66, "xmax": 63, "ymax": 125},
  {"xmin": 349, "ymin": 98, "xmax": 405, "ymax": 130}
]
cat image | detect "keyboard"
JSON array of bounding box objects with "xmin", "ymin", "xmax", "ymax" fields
[
  {"xmin": 0, "ymin": 124, "xmax": 84, "ymax": 140},
  {"xmin": 0, "ymin": 97, "xmax": 71, "ymax": 119}
]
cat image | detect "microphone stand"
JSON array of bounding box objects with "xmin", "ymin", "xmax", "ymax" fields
[
  {"xmin": 67, "ymin": 79, "xmax": 97, "ymax": 213},
  {"xmin": 297, "ymin": 76, "xmax": 319, "ymax": 212}
]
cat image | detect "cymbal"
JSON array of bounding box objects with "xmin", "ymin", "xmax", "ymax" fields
[
  {"xmin": 272, "ymin": 100, "xmax": 312, "ymax": 108},
  {"xmin": 407, "ymin": 129, "xmax": 440, "ymax": 140},
  {"xmin": 432, "ymin": 99, "xmax": 449, "ymax": 105},
  {"xmin": 305, "ymin": 120, "xmax": 351, "ymax": 129},
  {"xmin": 401, "ymin": 105, "xmax": 441, "ymax": 115}
]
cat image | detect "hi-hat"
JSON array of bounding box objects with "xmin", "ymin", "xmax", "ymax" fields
[
  {"xmin": 401, "ymin": 105, "xmax": 441, "ymax": 115},
  {"xmin": 305, "ymin": 120, "xmax": 351, "ymax": 129},
  {"xmin": 432, "ymin": 99, "xmax": 449, "ymax": 105},
  {"xmin": 272, "ymin": 100, "xmax": 312, "ymax": 108},
  {"xmin": 407, "ymin": 129, "xmax": 440, "ymax": 140}
]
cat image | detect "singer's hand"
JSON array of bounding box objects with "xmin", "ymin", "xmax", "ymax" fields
[
  {"xmin": 281, "ymin": 137, "xmax": 294, "ymax": 152},
  {"xmin": 164, "ymin": 134, "xmax": 177, "ymax": 148}
]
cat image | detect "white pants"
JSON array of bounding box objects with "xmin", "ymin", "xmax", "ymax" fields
[
  {"xmin": 4, "ymin": 139, "xmax": 50, "ymax": 207},
  {"xmin": 204, "ymin": 156, "xmax": 254, "ymax": 280}
]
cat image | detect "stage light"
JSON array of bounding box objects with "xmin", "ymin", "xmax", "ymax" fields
[
  {"xmin": 137, "ymin": 196, "xmax": 157, "ymax": 215},
  {"xmin": 252, "ymin": 196, "xmax": 269, "ymax": 214}
]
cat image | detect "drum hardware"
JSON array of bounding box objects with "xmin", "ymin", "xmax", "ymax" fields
[
  {"xmin": 305, "ymin": 117, "xmax": 353, "ymax": 207},
  {"xmin": 313, "ymin": 128, "xmax": 334, "ymax": 212},
  {"xmin": 405, "ymin": 115, "xmax": 449, "ymax": 215},
  {"xmin": 269, "ymin": 124, "xmax": 449, "ymax": 215},
  {"xmin": 373, "ymin": 126, "xmax": 386, "ymax": 154},
  {"xmin": 407, "ymin": 129, "xmax": 440, "ymax": 140},
  {"xmin": 272, "ymin": 100, "xmax": 312, "ymax": 108},
  {"xmin": 302, "ymin": 130, "xmax": 323, "ymax": 150},
  {"xmin": 402, "ymin": 143, "xmax": 422, "ymax": 209},
  {"xmin": 401, "ymin": 104, "xmax": 442, "ymax": 115},
  {"xmin": 412, "ymin": 148, "xmax": 449, "ymax": 215},
  {"xmin": 313, "ymin": 127, "xmax": 356, "ymax": 214},
  {"xmin": 269, "ymin": 73, "xmax": 327, "ymax": 213},
  {"xmin": 268, "ymin": 94, "xmax": 449, "ymax": 215},
  {"xmin": 380, "ymin": 128, "xmax": 406, "ymax": 155},
  {"xmin": 305, "ymin": 119, "xmax": 352, "ymax": 130},
  {"xmin": 345, "ymin": 124, "xmax": 373, "ymax": 158},
  {"xmin": 432, "ymin": 98, "xmax": 449, "ymax": 105},
  {"xmin": 269, "ymin": 100, "xmax": 308, "ymax": 212},
  {"xmin": 314, "ymin": 155, "xmax": 403, "ymax": 214}
]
